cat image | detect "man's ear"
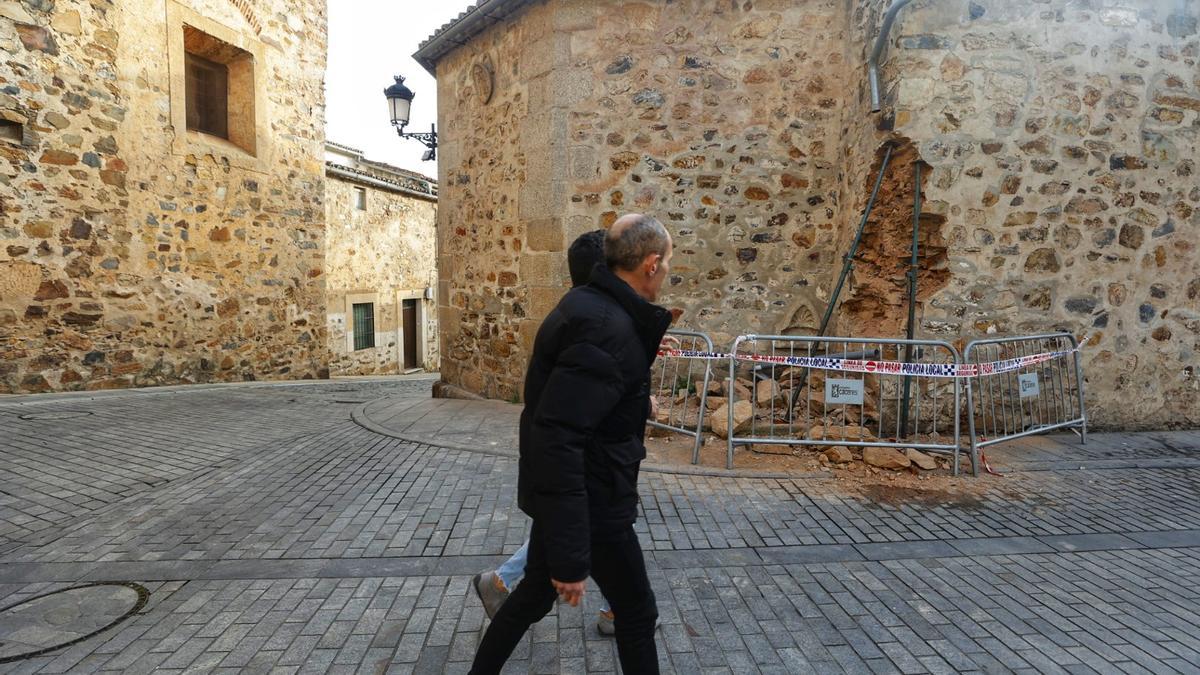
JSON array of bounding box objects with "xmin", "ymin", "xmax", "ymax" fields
[{"xmin": 643, "ymin": 254, "xmax": 657, "ymax": 276}]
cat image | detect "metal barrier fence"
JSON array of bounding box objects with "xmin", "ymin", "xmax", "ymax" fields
[
  {"xmin": 964, "ymin": 333, "xmax": 1087, "ymax": 464},
  {"xmin": 726, "ymin": 335, "xmax": 968, "ymax": 473},
  {"xmin": 648, "ymin": 329, "xmax": 715, "ymax": 464}
]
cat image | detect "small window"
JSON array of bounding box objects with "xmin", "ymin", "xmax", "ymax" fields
[
  {"xmin": 186, "ymin": 52, "xmax": 229, "ymax": 138},
  {"xmin": 0, "ymin": 118, "xmax": 22, "ymax": 144},
  {"xmin": 354, "ymin": 187, "xmax": 366, "ymax": 211},
  {"xmin": 352, "ymin": 302, "xmax": 375, "ymax": 350},
  {"xmin": 181, "ymin": 23, "xmax": 256, "ymax": 155}
]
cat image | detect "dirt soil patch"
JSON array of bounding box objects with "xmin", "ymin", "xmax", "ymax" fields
[
  {"xmin": 645, "ymin": 433, "xmax": 822, "ymax": 474},
  {"xmin": 645, "ymin": 432, "xmax": 997, "ymax": 506},
  {"xmin": 857, "ymin": 482, "xmax": 986, "ymax": 510}
]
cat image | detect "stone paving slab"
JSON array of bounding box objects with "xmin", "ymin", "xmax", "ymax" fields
[
  {"xmin": 0, "ymin": 379, "xmax": 1198, "ymax": 672},
  {"xmin": 755, "ymin": 545, "xmax": 865, "ymax": 565},
  {"xmin": 1127, "ymin": 529, "xmax": 1200, "ymax": 548},
  {"xmin": 851, "ymin": 541, "xmax": 961, "ymax": 561},
  {"xmin": 946, "ymin": 536, "xmax": 1056, "ymax": 557},
  {"xmin": 1037, "ymin": 533, "xmax": 1144, "ymax": 553},
  {"xmin": 355, "ymin": 397, "xmax": 520, "ymax": 459}
]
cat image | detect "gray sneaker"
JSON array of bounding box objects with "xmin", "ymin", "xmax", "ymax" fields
[
  {"xmin": 596, "ymin": 610, "xmax": 660, "ymax": 636},
  {"xmin": 597, "ymin": 610, "xmax": 616, "ymax": 635},
  {"xmin": 473, "ymin": 571, "xmax": 509, "ymax": 619}
]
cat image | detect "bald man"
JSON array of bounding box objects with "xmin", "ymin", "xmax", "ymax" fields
[{"xmin": 470, "ymin": 214, "xmax": 673, "ymax": 674}]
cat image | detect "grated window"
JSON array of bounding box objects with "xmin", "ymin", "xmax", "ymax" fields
[{"xmin": 352, "ymin": 303, "xmax": 375, "ymax": 351}]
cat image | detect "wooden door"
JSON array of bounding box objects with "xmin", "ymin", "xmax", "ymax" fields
[{"xmin": 402, "ymin": 299, "xmax": 418, "ymax": 370}]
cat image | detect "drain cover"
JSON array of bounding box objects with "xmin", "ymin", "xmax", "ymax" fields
[
  {"xmin": 18, "ymin": 411, "xmax": 93, "ymax": 421},
  {"xmin": 0, "ymin": 582, "xmax": 148, "ymax": 663}
]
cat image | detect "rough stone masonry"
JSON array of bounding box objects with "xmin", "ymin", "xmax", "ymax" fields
[
  {"xmin": 324, "ymin": 142, "xmax": 440, "ymax": 375},
  {"xmin": 422, "ymin": 0, "xmax": 1199, "ymax": 429},
  {"xmin": 0, "ymin": 0, "xmax": 328, "ymax": 392}
]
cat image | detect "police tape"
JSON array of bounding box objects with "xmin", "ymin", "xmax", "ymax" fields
[{"xmin": 657, "ymin": 338, "xmax": 1087, "ymax": 380}]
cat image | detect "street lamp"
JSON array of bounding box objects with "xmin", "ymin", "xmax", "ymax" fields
[{"xmin": 384, "ymin": 75, "xmax": 438, "ymax": 162}]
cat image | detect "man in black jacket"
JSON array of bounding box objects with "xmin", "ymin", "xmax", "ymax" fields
[{"xmin": 470, "ymin": 214, "xmax": 673, "ymax": 674}]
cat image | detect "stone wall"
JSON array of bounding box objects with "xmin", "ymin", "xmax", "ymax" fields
[
  {"xmin": 430, "ymin": 0, "xmax": 1198, "ymax": 428},
  {"xmin": 561, "ymin": 0, "xmax": 854, "ymax": 346},
  {"xmin": 0, "ymin": 0, "xmax": 328, "ymax": 392},
  {"xmin": 883, "ymin": 0, "xmax": 1200, "ymax": 428},
  {"xmin": 435, "ymin": 1, "xmax": 553, "ymax": 402},
  {"xmin": 433, "ymin": 0, "xmax": 862, "ymax": 400},
  {"xmin": 325, "ymin": 152, "xmax": 439, "ymax": 375}
]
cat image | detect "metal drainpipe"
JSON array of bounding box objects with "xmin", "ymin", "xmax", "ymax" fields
[{"xmin": 868, "ymin": 0, "xmax": 915, "ymax": 113}]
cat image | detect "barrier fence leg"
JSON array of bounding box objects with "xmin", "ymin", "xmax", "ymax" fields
[
  {"xmin": 692, "ymin": 361, "xmax": 711, "ymax": 465},
  {"xmin": 900, "ymin": 161, "xmax": 922, "ymax": 438},
  {"xmin": 964, "ymin": 368, "xmax": 979, "ymax": 477},
  {"xmin": 727, "ymin": 353, "xmax": 736, "ymax": 470},
  {"xmin": 1074, "ymin": 347, "xmax": 1088, "ymax": 446}
]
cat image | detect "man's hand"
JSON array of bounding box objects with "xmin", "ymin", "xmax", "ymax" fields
[
  {"xmin": 650, "ymin": 395, "xmax": 659, "ymax": 419},
  {"xmin": 551, "ymin": 578, "xmax": 586, "ymax": 607},
  {"xmin": 659, "ymin": 335, "xmax": 681, "ymax": 351}
]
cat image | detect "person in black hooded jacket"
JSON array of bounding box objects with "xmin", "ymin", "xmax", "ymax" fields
[{"xmin": 470, "ymin": 214, "xmax": 673, "ymax": 674}]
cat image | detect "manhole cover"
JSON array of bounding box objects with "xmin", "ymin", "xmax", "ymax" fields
[
  {"xmin": 0, "ymin": 582, "xmax": 148, "ymax": 663},
  {"xmin": 18, "ymin": 411, "xmax": 93, "ymax": 421}
]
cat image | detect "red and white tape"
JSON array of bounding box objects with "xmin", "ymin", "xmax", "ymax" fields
[{"xmin": 658, "ymin": 336, "xmax": 1088, "ymax": 380}]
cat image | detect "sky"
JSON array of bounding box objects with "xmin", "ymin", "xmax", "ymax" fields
[{"xmin": 325, "ymin": 1, "xmax": 478, "ymax": 178}]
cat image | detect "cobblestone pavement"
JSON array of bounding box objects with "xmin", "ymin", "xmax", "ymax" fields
[{"xmin": 1, "ymin": 378, "xmax": 1198, "ymax": 673}]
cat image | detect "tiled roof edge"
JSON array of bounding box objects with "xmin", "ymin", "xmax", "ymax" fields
[
  {"xmin": 411, "ymin": 0, "xmax": 531, "ymax": 76},
  {"xmin": 325, "ymin": 162, "xmax": 439, "ymax": 201}
]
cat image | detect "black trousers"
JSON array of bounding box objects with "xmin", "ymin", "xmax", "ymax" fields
[{"xmin": 469, "ymin": 521, "xmax": 659, "ymax": 674}]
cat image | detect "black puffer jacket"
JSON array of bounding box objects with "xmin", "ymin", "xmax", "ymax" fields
[{"xmin": 517, "ymin": 263, "xmax": 672, "ymax": 583}]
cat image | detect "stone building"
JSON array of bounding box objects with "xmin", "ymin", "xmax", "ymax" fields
[
  {"xmin": 416, "ymin": 0, "xmax": 1199, "ymax": 429},
  {"xmin": 324, "ymin": 142, "xmax": 439, "ymax": 375},
  {"xmin": 0, "ymin": 0, "xmax": 328, "ymax": 393}
]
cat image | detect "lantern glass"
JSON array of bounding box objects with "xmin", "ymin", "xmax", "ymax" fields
[{"xmin": 389, "ymin": 96, "xmax": 411, "ymax": 127}]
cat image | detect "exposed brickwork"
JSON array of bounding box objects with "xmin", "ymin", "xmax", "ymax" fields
[{"xmin": 225, "ymin": 0, "xmax": 263, "ymax": 34}]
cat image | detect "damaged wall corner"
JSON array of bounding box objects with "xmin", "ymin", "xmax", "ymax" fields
[{"xmin": 839, "ymin": 137, "xmax": 949, "ymax": 337}]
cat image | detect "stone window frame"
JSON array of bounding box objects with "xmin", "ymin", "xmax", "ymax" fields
[
  {"xmin": 354, "ymin": 186, "xmax": 367, "ymax": 211},
  {"xmin": 166, "ymin": 1, "xmax": 268, "ymax": 173},
  {"xmin": 396, "ymin": 289, "xmax": 429, "ymax": 371},
  {"xmin": 345, "ymin": 291, "xmax": 381, "ymax": 354},
  {"xmin": 0, "ymin": 112, "xmax": 27, "ymax": 146}
]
